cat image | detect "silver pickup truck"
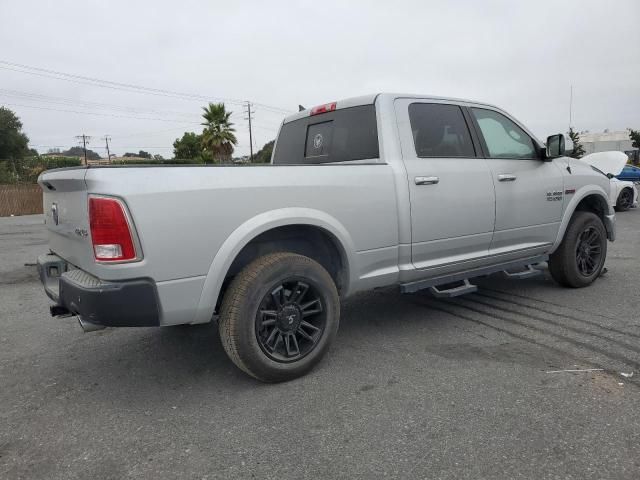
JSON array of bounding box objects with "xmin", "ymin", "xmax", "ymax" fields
[{"xmin": 38, "ymin": 93, "xmax": 615, "ymax": 382}]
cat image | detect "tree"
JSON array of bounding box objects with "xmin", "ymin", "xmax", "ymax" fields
[
  {"xmin": 253, "ymin": 140, "xmax": 274, "ymax": 163},
  {"xmin": 63, "ymin": 146, "xmax": 101, "ymax": 160},
  {"xmin": 567, "ymin": 128, "xmax": 585, "ymax": 158},
  {"xmin": 138, "ymin": 150, "xmax": 152, "ymax": 159},
  {"xmin": 173, "ymin": 132, "xmax": 203, "ymax": 160},
  {"xmin": 200, "ymin": 103, "xmax": 237, "ymax": 163},
  {"xmin": 629, "ymin": 129, "xmax": 640, "ymax": 149},
  {"xmin": 0, "ymin": 107, "xmax": 30, "ymax": 159},
  {"xmin": 153, "ymin": 154, "xmax": 165, "ymax": 162}
]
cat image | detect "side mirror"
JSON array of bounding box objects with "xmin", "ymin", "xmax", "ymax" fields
[{"xmin": 545, "ymin": 134, "xmax": 565, "ymax": 159}]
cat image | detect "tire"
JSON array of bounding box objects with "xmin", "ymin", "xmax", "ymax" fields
[
  {"xmin": 614, "ymin": 188, "xmax": 633, "ymax": 212},
  {"xmin": 548, "ymin": 211, "xmax": 607, "ymax": 288},
  {"xmin": 218, "ymin": 252, "xmax": 340, "ymax": 382}
]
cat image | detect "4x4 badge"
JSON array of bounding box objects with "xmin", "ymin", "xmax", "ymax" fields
[{"xmin": 546, "ymin": 191, "xmax": 563, "ymax": 201}]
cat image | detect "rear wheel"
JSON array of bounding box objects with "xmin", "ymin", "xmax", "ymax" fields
[
  {"xmin": 218, "ymin": 252, "xmax": 340, "ymax": 382},
  {"xmin": 548, "ymin": 211, "xmax": 607, "ymax": 288},
  {"xmin": 615, "ymin": 188, "xmax": 633, "ymax": 212}
]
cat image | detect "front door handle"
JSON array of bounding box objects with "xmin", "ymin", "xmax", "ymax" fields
[
  {"xmin": 415, "ymin": 176, "xmax": 439, "ymax": 185},
  {"xmin": 498, "ymin": 174, "xmax": 517, "ymax": 182}
]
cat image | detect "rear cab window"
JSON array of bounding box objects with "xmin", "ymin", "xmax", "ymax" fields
[{"xmin": 272, "ymin": 105, "xmax": 379, "ymax": 164}]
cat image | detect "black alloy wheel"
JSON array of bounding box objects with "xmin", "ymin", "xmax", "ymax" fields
[
  {"xmin": 548, "ymin": 211, "xmax": 607, "ymax": 288},
  {"xmin": 575, "ymin": 226, "xmax": 603, "ymax": 277},
  {"xmin": 616, "ymin": 189, "xmax": 632, "ymax": 211},
  {"xmin": 256, "ymin": 279, "xmax": 326, "ymax": 362},
  {"xmin": 218, "ymin": 252, "xmax": 340, "ymax": 382}
]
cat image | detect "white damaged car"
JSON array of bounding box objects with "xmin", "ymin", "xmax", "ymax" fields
[{"xmin": 581, "ymin": 151, "xmax": 638, "ymax": 212}]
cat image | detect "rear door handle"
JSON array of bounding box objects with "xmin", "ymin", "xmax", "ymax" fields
[
  {"xmin": 498, "ymin": 174, "xmax": 517, "ymax": 182},
  {"xmin": 415, "ymin": 176, "xmax": 439, "ymax": 185}
]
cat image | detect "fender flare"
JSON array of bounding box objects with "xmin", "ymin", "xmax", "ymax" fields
[
  {"xmin": 191, "ymin": 208, "xmax": 357, "ymax": 324},
  {"xmin": 550, "ymin": 185, "xmax": 612, "ymax": 253}
]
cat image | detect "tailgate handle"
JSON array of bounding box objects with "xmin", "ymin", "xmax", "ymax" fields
[
  {"xmin": 415, "ymin": 176, "xmax": 439, "ymax": 185},
  {"xmin": 498, "ymin": 174, "xmax": 517, "ymax": 182}
]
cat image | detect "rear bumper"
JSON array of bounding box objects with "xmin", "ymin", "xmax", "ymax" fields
[{"xmin": 37, "ymin": 253, "xmax": 160, "ymax": 327}]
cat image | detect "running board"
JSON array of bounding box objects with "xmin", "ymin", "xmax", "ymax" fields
[
  {"xmin": 502, "ymin": 264, "xmax": 543, "ymax": 280},
  {"xmin": 429, "ymin": 279, "xmax": 477, "ymax": 298},
  {"xmin": 400, "ymin": 254, "xmax": 548, "ymax": 294}
]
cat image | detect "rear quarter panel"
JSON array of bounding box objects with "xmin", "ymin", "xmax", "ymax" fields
[{"xmin": 84, "ymin": 164, "xmax": 399, "ymax": 323}]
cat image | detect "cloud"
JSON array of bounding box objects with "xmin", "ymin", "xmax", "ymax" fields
[{"xmin": 1, "ymin": 0, "xmax": 638, "ymax": 156}]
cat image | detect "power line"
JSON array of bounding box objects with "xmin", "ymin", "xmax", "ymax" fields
[
  {"xmin": 0, "ymin": 88, "xmax": 197, "ymax": 118},
  {"xmin": 0, "ymin": 60, "xmax": 244, "ymax": 105},
  {"xmin": 109, "ymin": 126, "xmax": 193, "ymax": 139},
  {"xmin": 0, "ymin": 60, "xmax": 293, "ymax": 114},
  {"xmin": 1, "ymin": 102, "xmax": 201, "ymax": 124},
  {"xmin": 32, "ymin": 144, "xmax": 251, "ymax": 149}
]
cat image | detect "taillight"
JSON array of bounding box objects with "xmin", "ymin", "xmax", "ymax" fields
[
  {"xmin": 88, "ymin": 196, "xmax": 137, "ymax": 262},
  {"xmin": 310, "ymin": 102, "xmax": 337, "ymax": 116}
]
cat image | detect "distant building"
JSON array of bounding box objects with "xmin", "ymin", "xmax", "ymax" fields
[
  {"xmin": 578, "ymin": 130, "xmax": 635, "ymax": 157},
  {"xmin": 107, "ymin": 156, "xmax": 146, "ymax": 164},
  {"xmin": 41, "ymin": 153, "xmax": 78, "ymax": 158},
  {"xmin": 87, "ymin": 158, "xmax": 112, "ymax": 165},
  {"xmin": 232, "ymin": 156, "xmax": 250, "ymax": 164}
]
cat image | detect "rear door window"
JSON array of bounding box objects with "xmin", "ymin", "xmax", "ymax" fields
[
  {"xmin": 273, "ymin": 105, "xmax": 379, "ymax": 164},
  {"xmin": 408, "ymin": 103, "xmax": 476, "ymax": 158}
]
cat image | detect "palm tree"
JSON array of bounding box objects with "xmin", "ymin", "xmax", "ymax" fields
[{"xmin": 200, "ymin": 103, "xmax": 237, "ymax": 163}]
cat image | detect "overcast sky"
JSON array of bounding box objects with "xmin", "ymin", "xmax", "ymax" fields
[{"xmin": 1, "ymin": 0, "xmax": 639, "ymax": 158}]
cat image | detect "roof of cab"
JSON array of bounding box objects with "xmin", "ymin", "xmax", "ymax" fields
[{"xmin": 283, "ymin": 93, "xmax": 500, "ymax": 124}]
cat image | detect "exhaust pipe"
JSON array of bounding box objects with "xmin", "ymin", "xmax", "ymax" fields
[{"xmin": 78, "ymin": 316, "xmax": 106, "ymax": 333}]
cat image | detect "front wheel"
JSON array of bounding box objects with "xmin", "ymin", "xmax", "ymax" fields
[
  {"xmin": 548, "ymin": 211, "xmax": 607, "ymax": 288},
  {"xmin": 615, "ymin": 188, "xmax": 633, "ymax": 212},
  {"xmin": 218, "ymin": 252, "xmax": 340, "ymax": 382}
]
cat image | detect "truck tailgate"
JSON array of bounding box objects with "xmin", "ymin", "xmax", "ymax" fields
[{"xmin": 38, "ymin": 168, "xmax": 95, "ymax": 272}]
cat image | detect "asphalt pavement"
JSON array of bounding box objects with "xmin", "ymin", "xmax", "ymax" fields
[{"xmin": 1, "ymin": 212, "xmax": 639, "ymax": 479}]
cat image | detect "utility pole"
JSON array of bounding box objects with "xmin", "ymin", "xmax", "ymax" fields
[
  {"xmin": 75, "ymin": 134, "xmax": 91, "ymax": 166},
  {"xmin": 569, "ymin": 84, "xmax": 573, "ymax": 129},
  {"xmin": 244, "ymin": 101, "xmax": 255, "ymax": 162},
  {"xmin": 103, "ymin": 135, "xmax": 112, "ymax": 163}
]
